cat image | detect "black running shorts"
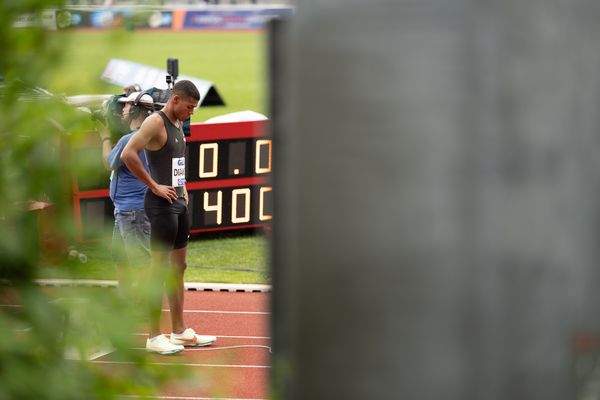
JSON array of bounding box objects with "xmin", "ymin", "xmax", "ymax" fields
[{"xmin": 144, "ymin": 193, "xmax": 190, "ymax": 251}]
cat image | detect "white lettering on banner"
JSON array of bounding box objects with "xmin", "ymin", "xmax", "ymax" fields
[{"xmin": 172, "ymin": 157, "xmax": 186, "ymax": 187}]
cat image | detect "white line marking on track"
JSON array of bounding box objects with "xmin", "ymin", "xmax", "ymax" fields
[
  {"xmin": 121, "ymin": 395, "xmax": 266, "ymax": 400},
  {"xmin": 132, "ymin": 334, "xmax": 271, "ymax": 340},
  {"xmin": 185, "ymin": 345, "xmax": 272, "ymax": 353},
  {"xmin": 32, "ymin": 279, "xmax": 272, "ymax": 293},
  {"xmin": 92, "ymin": 360, "xmax": 270, "ymax": 369},
  {"xmin": 131, "ymin": 345, "xmax": 271, "ymax": 353},
  {"xmin": 216, "ymin": 335, "xmax": 271, "ymax": 340},
  {"xmin": 163, "ymin": 309, "xmax": 270, "ymax": 315}
]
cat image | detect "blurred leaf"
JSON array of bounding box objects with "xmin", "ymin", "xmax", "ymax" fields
[{"xmin": 0, "ymin": 2, "xmax": 187, "ymax": 398}]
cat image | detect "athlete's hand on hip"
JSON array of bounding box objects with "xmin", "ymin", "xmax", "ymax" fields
[{"xmin": 152, "ymin": 184, "xmax": 178, "ymax": 204}]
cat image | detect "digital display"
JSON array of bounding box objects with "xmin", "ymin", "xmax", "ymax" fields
[
  {"xmin": 72, "ymin": 120, "xmax": 272, "ymax": 241},
  {"xmin": 188, "ymin": 185, "xmax": 273, "ymax": 229},
  {"xmin": 185, "ymin": 138, "xmax": 272, "ymax": 181},
  {"xmin": 184, "ymin": 121, "xmax": 272, "ymax": 233}
]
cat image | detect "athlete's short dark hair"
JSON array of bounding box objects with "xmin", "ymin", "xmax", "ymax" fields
[{"xmin": 172, "ymin": 80, "xmax": 200, "ymax": 101}]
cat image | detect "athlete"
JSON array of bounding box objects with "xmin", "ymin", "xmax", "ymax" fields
[{"xmin": 121, "ymin": 80, "xmax": 216, "ymax": 355}]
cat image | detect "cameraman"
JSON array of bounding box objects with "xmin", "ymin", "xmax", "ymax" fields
[{"xmin": 98, "ymin": 92, "xmax": 155, "ymax": 297}]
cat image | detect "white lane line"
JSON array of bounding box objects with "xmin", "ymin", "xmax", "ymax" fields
[
  {"xmin": 33, "ymin": 279, "xmax": 271, "ymax": 293},
  {"xmin": 216, "ymin": 335, "xmax": 271, "ymax": 340},
  {"xmin": 121, "ymin": 395, "xmax": 266, "ymax": 400},
  {"xmin": 132, "ymin": 334, "xmax": 271, "ymax": 340},
  {"xmin": 92, "ymin": 360, "xmax": 270, "ymax": 369},
  {"xmin": 164, "ymin": 309, "xmax": 270, "ymax": 315},
  {"xmin": 131, "ymin": 345, "xmax": 271, "ymax": 353}
]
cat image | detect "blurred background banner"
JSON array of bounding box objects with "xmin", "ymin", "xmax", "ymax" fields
[
  {"xmin": 47, "ymin": 5, "xmax": 292, "ymax": 31},
  {"xmin": 180, "ymin": 8, "xmax": 292, "ymax": 30},
  {"xmin": 51, "ymin": 8, "xmax": 173, "ymax": 30}
]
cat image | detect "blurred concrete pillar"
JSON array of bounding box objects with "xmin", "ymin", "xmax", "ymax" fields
[{"xmin": 271, "ymin": 1, "xmax": 600, "ymax": 399}]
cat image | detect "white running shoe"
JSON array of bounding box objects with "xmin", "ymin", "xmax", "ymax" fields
[
  {"xmin": 146, "ymin": 334, "xmax": 184, "ymax": 355},
  {"xmin": 170, "ymin": 328, "xmax": 217, "ymax": 347}
]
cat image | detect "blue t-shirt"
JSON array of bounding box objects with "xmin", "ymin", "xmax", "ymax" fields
[{"xmin": 108, "ymin": 130, "xmax": 149, "ymax": 213}]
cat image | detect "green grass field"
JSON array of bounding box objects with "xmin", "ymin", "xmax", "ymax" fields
[
  {"xmin": 40, "ymin": 231, "xmax": 270, "ymax": 284},
  {"xmin": 43, "ymin": 29, "xmax": 270, "ymax": 284},
  {"xmin": 47, "ymin": 30, "xmax": 267, "ymax": 121}
]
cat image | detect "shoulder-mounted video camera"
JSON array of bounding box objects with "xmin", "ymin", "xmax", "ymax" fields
[
  {"xmin": 97, "ymin": 58, "xmax": 189, "ymax": 141},
  {"xmin": 99, "ymin": 86, "xmax": 171, "ymax": 142}
]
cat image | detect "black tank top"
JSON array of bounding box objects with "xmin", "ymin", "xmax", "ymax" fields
[{"xmin": 145, "ymin": 111, "xmax": 187, "ymax": 198}]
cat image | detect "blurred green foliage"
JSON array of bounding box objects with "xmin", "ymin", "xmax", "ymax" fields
[{"xmin": 0, "ymin": 3, "xmax": 187, "ymax": 399}]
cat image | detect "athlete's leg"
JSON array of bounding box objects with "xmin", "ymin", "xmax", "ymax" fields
[
  {"xmin": 168, "ymin": 246, "xmax": 187, "ymax": 334},
  {"xmin": 146, "ymin": 209, "xmax": 179, "ymax": 339},
  {"xmin": 168, "ymin": 203, "xmax": 190, "ymax": 333},
  {"xmin": 148, "ymin": 249, "xmax": 169, "ymax": 339},
  {"xmin": 165, "ymin": 206, "xmax": 215, "ymax": 347}
]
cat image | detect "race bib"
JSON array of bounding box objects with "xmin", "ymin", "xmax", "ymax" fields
[{"xmin": 172, "ymin": 157, "xmax": 186, "ymax": 187}]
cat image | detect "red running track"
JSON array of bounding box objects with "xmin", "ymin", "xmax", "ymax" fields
[{"xmin": 94, "ymin": 291, "xmax": 271, "ymax": 400}]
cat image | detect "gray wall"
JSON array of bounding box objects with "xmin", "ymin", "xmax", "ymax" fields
[{"xmin": 272, "ymin": 1, "xmax": 600, "ymax": 399}]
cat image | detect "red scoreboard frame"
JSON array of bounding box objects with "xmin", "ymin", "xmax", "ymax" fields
[{"xmin": 72, "ymin": 120, "xmax": 272, "ymax": 241}]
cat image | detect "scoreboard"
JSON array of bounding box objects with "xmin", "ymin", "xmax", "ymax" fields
[
  {"xmin": 72, "ymin": 119, "xmax": 272, "ymax": 241},
  {"xmin": 185, "ymin": 120, "xmax": 272, "ymax": 231}
]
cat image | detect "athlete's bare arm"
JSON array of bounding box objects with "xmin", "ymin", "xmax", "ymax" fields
[{"xmin": 121, "ymin": 114, "xmax": 178, "ymax": 203}]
